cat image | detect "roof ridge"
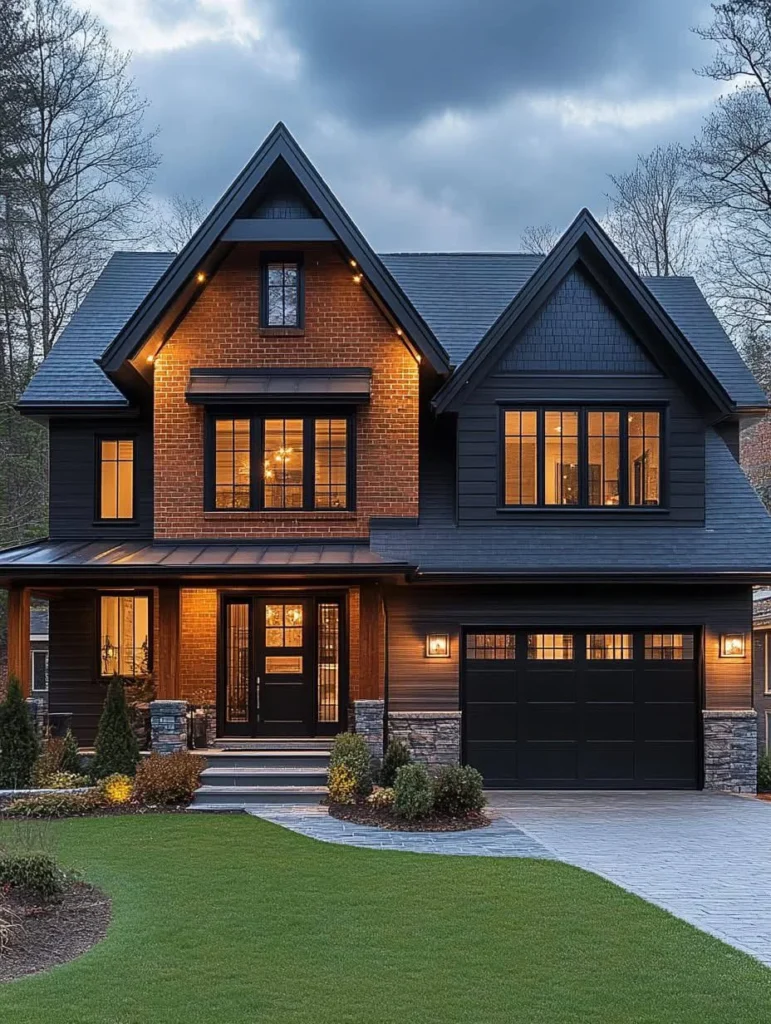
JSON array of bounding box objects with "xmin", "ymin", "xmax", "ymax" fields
[{"xmin": 379, "ymin": 251, "xmax": 542, "ymax": 258}]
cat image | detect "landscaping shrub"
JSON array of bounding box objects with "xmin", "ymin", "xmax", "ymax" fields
[
  {"xmin": 379, "ymin": 739, "xmax": 411, "ymax": 787},
  {"xmin": 39, "ymin": 771, "xmax": 90, "ymax": 790},
  {"xmin": 132, "ymin": 752, "xmax": 202, "ymax": 806},
  {"xmin": 60, "ymin": 730, "xmax": 82, "ymax": 775},
  {"xmin": 433, "ymin": 765, "xmax": 486, "ymax": 816},
  {"xmin": 0, "ymin": 678, "xmax": 39, "ymax": 788},
  {"xmin": 327, "ymin": 764, "xmax": 356, "ymax": 804},
  {"xmin": 329, "ymin": 732, "xmax": 372, "ymax": 796},
  {"xmin": 366, "ymin": 786, "xmax": 394, "ymax": 809},
  {"xmin": 2, "ymin": 790, "xmax": 102, "ymax": 818},
  {"xmin": 0, "ymin": 852, "xmax": 65, "ymax": 901},
  {"xmin": 98, "ymin": 774, "xmax": 134, "ymax": 805},
  {"xmin": 91, "ymin": 677, "xmax": 141, "ymax": 779},
  {"xmin": 393, "ymin": 763, "xmax": 434, "ymax": 820},
  {"xmin": 759, "ymin": 752, "xmax": 771, "ymax": 793}
]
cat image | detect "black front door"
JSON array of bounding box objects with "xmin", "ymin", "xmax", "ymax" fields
[{"xmin": 219, "ymin": 594, "xmax": 344, "ymax": 737}]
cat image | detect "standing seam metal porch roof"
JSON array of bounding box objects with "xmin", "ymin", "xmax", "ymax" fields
[{"xmin": 18, "ymin": 251, "xmax": 766, "ymax": 411}]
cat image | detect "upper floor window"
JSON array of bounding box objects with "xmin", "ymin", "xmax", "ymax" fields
[
  {"xmin": 208, "ymin": 414, "xmax": 353, "ymax": 512},
  {"xmin": 502, "ymin": 407, "xmax": 661, "ymax": 509},
  {"xmin": 261, "ymin": 256, "xmax": 303, "ymax": 328},
  {"xmin": 99, "ymin": 439, "xmax": 134, "ymax": 519}
]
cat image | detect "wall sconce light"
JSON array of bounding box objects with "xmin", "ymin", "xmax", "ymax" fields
[
  {"xmin": 195, "ymin": 271, "xmax": 206, "ymax": 284},
  {"xmin": 720, "ymin": 633, "xmax": 746, "ymax": 658},
  {"xmin": 425, "ymin": 633, "xmax": 450, "ymax": 658}
]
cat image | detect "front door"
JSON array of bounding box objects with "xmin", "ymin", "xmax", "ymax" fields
[{"xmin": 219, "ymin": 594, "xmax": 344, "ymax": 737}]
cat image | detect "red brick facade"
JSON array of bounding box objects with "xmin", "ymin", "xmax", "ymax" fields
[
  {"xmin": 153, "ymin": 243, "xmax": 419, "ymax": 539},
  {"xmin": 741, "ymin": 414, "xmax": 771, "ymax": 506}
]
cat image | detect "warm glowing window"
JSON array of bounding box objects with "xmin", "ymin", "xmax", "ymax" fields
[
  {"xmin": 587, "ymin": 633, "xmax": 632, "ymax": 660},
  {"xmin": 100, "ymin": 595, "xmax": 150, "ymax": 677},
  {"xmin": 264, "ymin": 419, "xmax": 304, "ymax": 509},
  {"xmin": 644, "ymin": 633, "xmax": 694, "ymax": 660},
  {"xmin": 262, "ymin": 260, "xmax": 301, "ymax": 327},
  {"xmin": 317, "ymin": 603, "xmax": 340, "ymax": 722},
  {"xmin": 544, "ymin": 411, "xmax": 579, "ymax": 505},
  {"xmin": 628, "ymin": 411, "xmax": 660, "ymax": 506},
  {"xmin": 504, "ymin": 411, "xmax": 538, "ymax": 505},
  {"xmin": 264, "ymin": 603, "xmax": 304, "ymax": 675},
  {"xmin": 588, "ymin": 411, "xmax": 620, "ymax": 506},
  {"xmin": 528, "ymin": 634, "xmax": 573, "ymax": 660},
  {"xmin": 215, "ymin": 419, "xmax": 250, "ymax": 509},
  {"xmin": 314, "ymin": 418, "xmax": 348, "ymax": 509},
  {"xmin": 502, "ymin": 407, "xmax": 662, "ymax": 508},
  {"xmin": 100, "ymin": 439, "xmax": 134, "ymax": 519},
  {"xmin": 466, "ymin": 633, "xmax": 515, "ymax": 660}
]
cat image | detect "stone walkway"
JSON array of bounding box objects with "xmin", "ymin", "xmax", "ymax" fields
[{"xmin": 248, "ymin": 791, "xmax": 771, "ymax": 967}]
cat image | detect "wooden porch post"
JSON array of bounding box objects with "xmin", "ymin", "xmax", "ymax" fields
[
  {"xmin": 156, "ymin": 585, "xmax": 180, "ymax": 699},
  {"xmin": 7, "ymin": 584, "xmax": 31, "ymax": 696},
  {"xmin": 359, "ymin": 582, "xmax": 385, "ymax": 700}
]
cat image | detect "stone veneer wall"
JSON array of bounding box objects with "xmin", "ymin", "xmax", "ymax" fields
[
  {"xmin": 387, "ymin": 711, "xmax": 461, "ymax": 769},
  {"xmin": 353, "ymin": 699, "xmax": 384, "ymax": 771},
  {"xmin": 703, "ymin": 710, "xmax": 757, "ymax": 793},
  {"xmin": 150, "ymin": 700, "xmax": 188, "ymax": 754}
]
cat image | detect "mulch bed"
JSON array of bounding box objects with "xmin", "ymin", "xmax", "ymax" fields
[
  {"xmin": 328, "ymin": 802, "xmax": 491, "ymax": 832},
  {"xmin": 0, "ymin": 881, "xmax": 111, "ymax": 983}
]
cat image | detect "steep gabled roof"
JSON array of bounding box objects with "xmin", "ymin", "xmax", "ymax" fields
[
  {"xmin": 100, "ymin": 122, "xmax": 449, "ymax": 376},
  {"xmin": 429, "ymin": 210, "xmax": 756, "ymax": 417}
]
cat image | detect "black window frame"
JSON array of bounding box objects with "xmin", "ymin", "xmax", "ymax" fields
[
  {"xmin": 498, "ymin": 404, "xmax": 666, "ymax": 511},
  {"xmin": 97, "ymin": 590, "xmax": 153, "ymax": 680},
  {"xmin": 260, "ymin": 253, "xmax": 304, "ymax": 329},
  {"xmin": 94, "ymin": 433, "xmax": 138, "ymax": 524},
  {"xmin": 205, "ymin": 409, "xmax": 356, "ymax": 513}
]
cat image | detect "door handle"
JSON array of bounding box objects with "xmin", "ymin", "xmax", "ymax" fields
[{"xmin": 256, "ymin": 675, "xmax": 261, "ymax": 721}]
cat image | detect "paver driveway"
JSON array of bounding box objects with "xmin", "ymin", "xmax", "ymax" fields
[
  {"xmin": 251, "ymin": 791, "xmax": 771, "ymax": 967},
  {"xmin": 489, "ymin": 791, "xmax": 771, "ymax": 967}
]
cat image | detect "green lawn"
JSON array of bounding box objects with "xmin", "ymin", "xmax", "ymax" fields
[{"xmin": 0, "ymin": 814, "xmax": 769, "ymax": 1023}]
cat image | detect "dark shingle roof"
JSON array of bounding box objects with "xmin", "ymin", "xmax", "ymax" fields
[
  {"xmin": 382, "ymin": 253, "xmax": 766, "ymax": 408},
  {"xmin": 370, "ymin": 430, "xmax": 771, "ymax": 575},
  {"xmin": 19, "ymin": 251, "xmax": 175, "ymax": 408},
  {"xmin": 20, "ymin": 250, "xmax": 765, "ymax": 410}
]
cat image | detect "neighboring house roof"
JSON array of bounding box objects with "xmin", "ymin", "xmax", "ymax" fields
[
  {"xmin": 370, "ymin": 430, "xmax": 771, "ymax": 577},
  {"xmin": 19, "ymin": 252, "xmax": 175, "ymax": 409},
  {"xmin": 20, "ymin": 246, "xmax": 765, "ymax": 413},
  {"xmin": 383, "ymin": 253, "xmax": 766, "ymax": 409},
  {"xmin": 0, "ymin": 540, "xmax": 412, "ymax": 580},
  {"xmin": 754, "ymin": 596, "xmax": 771, "ymax": 628},
  {"xmin": 30, "ymin": 607, "xmax": 48, "ymax": 638}
]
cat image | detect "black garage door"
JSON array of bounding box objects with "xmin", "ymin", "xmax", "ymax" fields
[{"xmin": 463, "ymin": 630, "xmax": 700, "ymax": 789}]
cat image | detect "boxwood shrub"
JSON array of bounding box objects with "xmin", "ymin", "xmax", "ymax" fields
[
  {"xmin": 329, "ymin": 733, "xmax": 372, "ymax": 797},
  {"xmin": 393, "ymin": 763, "xmax": 434, "ymax": 820},
  {"xmin": 433, "ymin": 765, "xmax": 486, "ymax": 816}
]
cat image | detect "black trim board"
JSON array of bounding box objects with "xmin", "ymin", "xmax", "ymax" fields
[
  {"xmin": 100, "ymin": 123, "xmax": 449, "ymax": 376},
  {"xmin": 432, "ymin": 209, "xmax": 735, "ymax": 418}
]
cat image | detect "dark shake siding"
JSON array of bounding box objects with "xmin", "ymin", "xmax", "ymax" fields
[
  {"xmin": 384, "ymin": 583, "xmax": 753, "ymax": 713},
  {"xmin": 49, "ymin": 416, "xmax": 154, "ymax": 539}
]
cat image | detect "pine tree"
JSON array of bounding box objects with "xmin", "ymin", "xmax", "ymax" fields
[
  {"xmin": 0, "ymin": 676, "xmax": 39, "ymax": 787},
  {"xmin": 91, "ymin": 677, "xmax": 140, "ymax": 779},
  {"xmin": 59, "ymin": 729, "xmax": 81, "ymax": 774}
]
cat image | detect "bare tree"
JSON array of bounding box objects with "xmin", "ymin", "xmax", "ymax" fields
[
  {"xmin": 605, "ymin": 144, "xmax": 698, "ymax": 277},
  {"xmin": 151, "ymin": 193, "xmax": 206, "ymax": 252},
  {"xmin": 690, "ymin": 1, "xmax": 771, "ymax": 350},
  {"xmin": 519, "ymin": 223, "xmax": 560, "ymax": 254}
]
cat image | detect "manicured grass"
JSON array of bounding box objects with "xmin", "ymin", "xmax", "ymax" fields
[{"xmin": 0, "ymin": 814, "xmax": 769, "ymax": 1023}]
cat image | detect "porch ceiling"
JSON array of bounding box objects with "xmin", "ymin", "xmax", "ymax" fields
[{"xmin": 0, "ymin": 538, "xmax": 413, "ymax": 582}]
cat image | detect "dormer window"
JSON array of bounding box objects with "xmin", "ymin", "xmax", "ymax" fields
[
  {"xmin": 261, "ymin": 255, "xmax": 303, "ymax": 328},
  {"xmin": 502, "ymin": 407, "xmax": 662, "ymax": 509}
]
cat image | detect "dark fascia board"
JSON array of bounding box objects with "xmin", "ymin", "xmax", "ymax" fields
[
  {"xmin": 410, "ymin": 570, "xmax": 771, "ymax": 584},
  {"xmin": 15, "ymin": 401, "xmax": 137, "ymax": 425},
  {"xmin": 432, "ymin": 208, "xmax": 735, "ymax": 417},
  {"xmin": 101, "ymin": 122, "xmax": 449, "ymax": 375},
  {"xmin": 221, "ymin": 219, "xmax": 335, "ymax": 243}
]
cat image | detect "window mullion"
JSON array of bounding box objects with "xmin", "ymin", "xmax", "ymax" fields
[
  {"xmin": 304, "ymin": 418, "xmax": 315, "ymax": 510},
  {"xmin": 538, "ymin": 408, "xmax": 545, "ymax": 506},
  {"xmin": 620, "ymin": 410, "xmax": 629, "ymax": 507}
]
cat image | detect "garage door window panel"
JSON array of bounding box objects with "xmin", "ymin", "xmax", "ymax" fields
[
  {"xmin": 528, "ymin": 634, "xmax": 574, "ymax": 660},
  {"xmin": 644, "ymin": 633, "xmax": 694, "ymax": 660},
  {"xmin": 466, "ymin": 633, "xmax": 515, "ymax": 660},
  {"xmin": 587, "ymin": 633, "xmax": 632, "ymax": 660}
]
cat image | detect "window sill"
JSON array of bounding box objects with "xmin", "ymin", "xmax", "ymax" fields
[
  {"xmin": 203, "ymin": 510, "xmax": 357, "ymax": 521},
  {"xmin": 258, "ymin": 327, "xmax": 305, "ymax": 337},
  {"xmin": 92, "ymin": 519, "xmax": 141, "ymax": 527},
  {"xmin": 495, "ymin": 506, "xmax": 668, "ymax": 514}
]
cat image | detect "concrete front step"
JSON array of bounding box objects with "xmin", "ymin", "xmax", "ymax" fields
[
  {"xmin": 201, "ymin": 766, "xmax": 327, "ymax": 787},
  {"xmin": 203, "ymin": 750, "xmax": 330, "ymax": 770},
  {"xmin": 213, "ymin": 738, "xmax": 334, "ymax": 752},
  {"xmin": 190, "ymin": 785, "xmax": 327, "ymax": 808}
]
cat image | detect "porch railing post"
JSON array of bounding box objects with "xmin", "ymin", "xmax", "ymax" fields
[{"xmin": 157, "ymin": 584, "xmax": 180, "ymax": 700}]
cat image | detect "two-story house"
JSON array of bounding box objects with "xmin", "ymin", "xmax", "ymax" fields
[{"xmin": 3, "ymin": 123, "xmax": 771, "ymax": 792}]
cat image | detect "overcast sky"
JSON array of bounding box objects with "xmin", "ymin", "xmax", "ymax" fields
[{"xmin": 76, "ymin": 0, "xmax": 721, "ymax": 252}]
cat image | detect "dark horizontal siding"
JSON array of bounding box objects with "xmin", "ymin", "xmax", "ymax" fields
[
  {"xmin": 48, "ymin": 592, "xmax": 103, "ymax": 744},
  {"xmin": 385, "ymin": 583, "xmax": 752, "ymax": 713},
  {"xmin": 49, "ymin": 416, "xmax": 153, "ymax": 539}
]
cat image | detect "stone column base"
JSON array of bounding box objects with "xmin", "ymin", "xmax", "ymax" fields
[
  {"xmin": 150, "ymin": 700, "xmax": 188, "ymax": 755},
  {"xmin": 387, "ymin": 711, "xmax": 461, "ymax": 769},
  {"xmin": 703, "ymin": 710, "xmax": 757, "ymax": 794},
  {"xmin": 354, "ymin": 699, "xmax": 384, "ymax": 770}
]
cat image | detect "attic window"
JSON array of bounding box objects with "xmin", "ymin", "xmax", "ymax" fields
[{"xmin": 261, "ymin": 255, "xmax": 303, "ymax": 327}]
